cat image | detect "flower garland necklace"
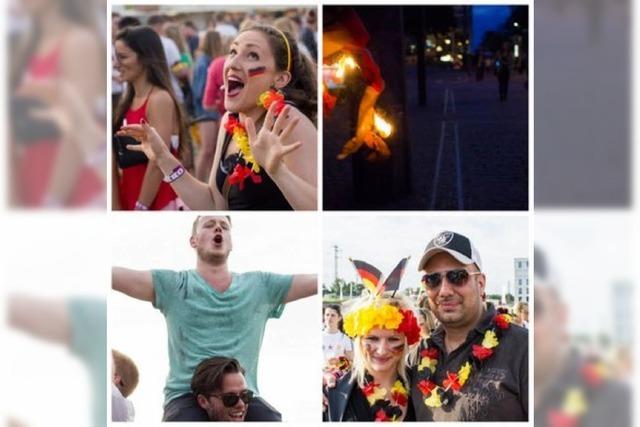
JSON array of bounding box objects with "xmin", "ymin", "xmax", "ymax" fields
[
  {"xmin": 547, "ymin": 359, "xmax": 608, "ymax": 427},
  {"xmin": 224, "ymin": 89, "xmax": 286, "ymax": 190},
  {"xmin": 360, "ymin": 373, "xmax": 409, "ymax": 422},
  {"xmin": 416, "ymin": 313, "xmax": 512, "ymax": 408}
]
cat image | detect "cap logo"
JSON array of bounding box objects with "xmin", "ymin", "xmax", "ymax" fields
[{"xmin": 434, "ymin": 231, "xmax": 454, "ymax": 248}]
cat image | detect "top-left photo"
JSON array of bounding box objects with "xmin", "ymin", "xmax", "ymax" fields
[{"xmin": 112, "ymin": 5, "xmax": 318, "ymax": 211}]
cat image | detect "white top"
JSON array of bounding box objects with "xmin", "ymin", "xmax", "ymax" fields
[
  {"xmin": 160, "ymin": 36, "xmax": 184, "ymax": 103},
  {"xmin": 215, "ymin": 23, "xmax": 238, "ymax": 39},
  {"xmin": 112, "ymin": 383, "xmax": 135, "ymax": 422},
  {"xmin": 322, "ymin": 330, "xmax": 353, "ymax": 362}
]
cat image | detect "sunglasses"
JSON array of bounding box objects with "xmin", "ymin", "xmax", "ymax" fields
[
  {"xmin": 421, "ymin": 269, "xmax": 482, "ymax": 289},
  {"xmin": 211, "ymin": 389, "xmax": 253, "ymax": 407}
]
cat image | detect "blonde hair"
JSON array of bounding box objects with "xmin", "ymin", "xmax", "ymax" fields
[{"xmin": 344, "ymin": 293, "xmax": 416, "ymax": 388}]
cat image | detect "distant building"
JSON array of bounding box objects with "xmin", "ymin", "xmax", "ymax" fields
[
  {"xmin": 514, "ymin": 257, "xmax": 529, "ymax": 302},
  {"xmin": 611, "ymin": 281, "xmax": 633, "ymax": 347}
]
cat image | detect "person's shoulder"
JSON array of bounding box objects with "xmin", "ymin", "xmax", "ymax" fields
[
  {"xmin": 282, "ymin": 105, "xmax": 316, "ymax": 141},
  {"xmin": 148, "ymin": 88, "xmax": 175, "ymax": 110},
  {"xmin": 62, "ymin": 26, "xmax": 100, "ymax": 57}
]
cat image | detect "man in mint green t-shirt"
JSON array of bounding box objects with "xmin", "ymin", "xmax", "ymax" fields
[{"xmin": 112, "ymin": 216, "xmax": 317, "ymax": 421}]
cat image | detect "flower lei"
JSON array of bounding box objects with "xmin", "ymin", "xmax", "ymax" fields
[
  {"xmin": 416, "ymin": 313, "xmax": 512, "ymax": 408},
  {"xmin": 361, "ymin": 374, "xmax": 409, "ymax": 422},
  {"xmin": 224, "ymin": 89, "xmax": 286, "ymax": 189},
  {"xmin": 343, "ymin": 303, "xmax": 421, "ymax": 346},
  {"xmin": 547, "ymin": 360, "xmax": 608, "ymax": 427}
]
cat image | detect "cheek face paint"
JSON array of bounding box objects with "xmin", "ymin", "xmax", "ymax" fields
[
  {"xmin": 389, "ymin": 341, "xmax": 404, "ymax": 355},
  {"xmin": 248, "ymin": 66, "xmax": 267, "ymax": 77}
]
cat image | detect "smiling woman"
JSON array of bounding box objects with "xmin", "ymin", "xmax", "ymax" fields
[
  {"xmin": 323, "ymin": 294, "xmax": 420, "ymax": 422},
  {"xmin": 113, "ymin": 26, "xmax": 186, "ymax": 210},
  {"xmin": 117, "ymin": 23, "xmax": 318, "ymax": 211}
]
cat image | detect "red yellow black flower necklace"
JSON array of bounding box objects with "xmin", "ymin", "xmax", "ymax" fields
[
  {"xmin": 360, "ymin": 373, "xmax": 409, "ymax": 422},
  {"xmin": 224, "ymin": 89, "xmax": 286, "ymax": 189},
  {"xmin": 416, "ymin": 313, "xmax": 512, "ymax": 408},
  {"xmin": 547, "ymin": 359, "xmax": 608, "ymax": 427}
]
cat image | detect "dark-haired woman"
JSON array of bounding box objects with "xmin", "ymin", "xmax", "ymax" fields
[
  {"xmin": 118, "ymin": 24, "xmax": 317, "ymax": 210},
  {"xmin": 113, "ymin": 26, "xmax": 185, "ymax": 210}
]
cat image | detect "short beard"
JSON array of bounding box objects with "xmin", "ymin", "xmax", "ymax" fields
[{"xmin": 197, "ymin": 247, "xmax": 228, "ymax": 266}]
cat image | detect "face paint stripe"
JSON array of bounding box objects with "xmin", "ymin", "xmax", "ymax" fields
[{"xmin": 248, "ymin": 66, "xmax": 266, "ymax": 77}]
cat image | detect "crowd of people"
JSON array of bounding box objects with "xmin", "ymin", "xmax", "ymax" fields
[
  {"xmin": 322, "ymin": 230, "xmax": 529, "ymax": 421},
  {"xmin": 111, "ymin": 9, "xmax": 318, "ymax": 210}
]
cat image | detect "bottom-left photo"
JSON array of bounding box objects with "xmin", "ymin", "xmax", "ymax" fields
[{"xmin": 110, "ymin": 213, "xmax": 320, "ymax": 422}]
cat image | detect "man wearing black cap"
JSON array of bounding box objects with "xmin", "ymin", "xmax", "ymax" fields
[{"xmin": 411, "ymin": 230, "xmax": 528, "ymax": 421}]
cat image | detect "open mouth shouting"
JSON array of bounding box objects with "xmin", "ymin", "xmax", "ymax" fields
[
  {"xmin": 213, "ymin": 234, "xmax": 224, "ymax": 245},
  {"xmin": 226, "ymin": 75, "xmax": 245, "ymax": 98}
]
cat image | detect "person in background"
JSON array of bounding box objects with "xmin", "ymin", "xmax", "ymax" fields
[
  {"xmin": 513, "ymin": 301, "xmax": 529, "ymax": 328},
  {"xmin": 322, "ymin": 304, "xmax": 353, "ymax": 369},
  {"xmin": 300, "ymin": 9, "xmax": 318, "ymax": 60},
  {"xmin": 192, "ymin": 30, "xmax": 224, "ymax": 182},
  {"xmin": 147, "ymin": 14, "xmax": 185, "ymax": 104},
  {"xmin": 182, "ymin": 20, "xmax": 200, "ymax": 58},
  {"xmin": 273, "ymin": 16, "xmax": 312, "ymax": 60},
  {"xmin": 112, "ymin": 349, "xmax": 139, "ymax": 421}
]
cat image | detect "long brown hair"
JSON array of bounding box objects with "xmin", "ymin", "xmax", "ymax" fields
[
  {"xmin": 199, "ymin": 30, "xmax": 223, "ymax": 59},
  {"xmin": 239, "ymin": 24, "xmax": 317, "ymax": 124},
  {"xmin": 113, "ymin": 26, "xmax": 186, "ymax": 151}
]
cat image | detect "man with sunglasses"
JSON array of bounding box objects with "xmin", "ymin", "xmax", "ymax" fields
[
  {"xmin": 112, "ymin": 216, "xmax": 317, "ymax": 421},
  {"xmin": 411, "ymin": 230, "xmax": 528, "ymax": 421},
  {"xmin": 192, "ymin": 356, "xmax": 252, "ymax": 422}
]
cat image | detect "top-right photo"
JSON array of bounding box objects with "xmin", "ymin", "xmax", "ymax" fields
[{"xmin": 323, "ymin": 5, "xmax": 529, "ymax": 210}]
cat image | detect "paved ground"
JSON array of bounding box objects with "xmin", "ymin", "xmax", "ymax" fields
[{"xmin": 323, "ymin": 65, "xmax": 529, "ymax": 210}]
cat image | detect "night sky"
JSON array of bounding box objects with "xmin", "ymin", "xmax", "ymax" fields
[{"xmin": 471, "ymin": 6, "xmax": 514, "ymax": 51}]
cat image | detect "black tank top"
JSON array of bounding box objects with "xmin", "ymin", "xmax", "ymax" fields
[{"xmin": 215, "ymin": 119, "xmax": 292, "ymax": 210}]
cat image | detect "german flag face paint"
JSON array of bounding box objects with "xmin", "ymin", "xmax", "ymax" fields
[{"xmin": 248, "ymin": 66, "xmax": 267, "ymax": 77}]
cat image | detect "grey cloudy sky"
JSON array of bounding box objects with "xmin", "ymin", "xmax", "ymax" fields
[{"xmin": 322, "ymin": 215, "xmax": 529, "ymax": 297}]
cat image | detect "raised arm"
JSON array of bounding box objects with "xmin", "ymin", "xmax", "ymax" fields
[
  {"xmin": 8, "ymin": 294, "xmax": 70, "ymax": 346},
  {"xmin": 284, "ymin": 274, "xmax": 317, "ymax": 303},
  {"xmin": 118, "ymin": 120, "xmax": 226, "ymax": 210},
  {"xmin": 245, "ymin": 104, "xmax": 318, "ymax": 210},
  {"xmin": 112, "ymin": 267, "xmax": 154, "ymax": 302}
]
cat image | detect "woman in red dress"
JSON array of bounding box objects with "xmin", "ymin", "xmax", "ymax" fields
[
  {"xmin": 10, "ymin": 0, "xmax": 104, "ymax": 208},
  {"xmin": 113, "ymin": 26, "xmax": 186, "ymax": 210}
]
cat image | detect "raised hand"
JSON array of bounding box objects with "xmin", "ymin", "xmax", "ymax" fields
[
  {"xmin": 244, "ymin": 103, "xmax": 302, "ymax": 177},
  {"xmin": 117, "ymin": 121, "xmax": 170, "ymax": 162}
]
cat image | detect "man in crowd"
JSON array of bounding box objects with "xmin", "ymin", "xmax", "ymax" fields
[
  {"xmin": 533, "ymin": 247, "xmax": 630, "ymax": 427},
  {"xmin": 148, "ymin": 14, "xmax": 184, "ymax": 103},
  {"xmin": 413, "ymin": 230, "xmax": 528, "ymax": 421},
  {"xmin": 112, "ymin": 215, "xmax": 316, "ymax": 421},
  {"xmin": 192, "ymin": 356, "xmax": 251, "ymax": 422}
]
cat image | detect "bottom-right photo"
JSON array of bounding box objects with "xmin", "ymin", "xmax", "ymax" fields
[{"xmin": 322, "ymin": 215, "xmax": 529, "ymax": 422}]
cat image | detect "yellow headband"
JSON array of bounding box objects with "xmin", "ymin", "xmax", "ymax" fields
[{"xmin": 274, "ymin": 27, "xmax": 292, "ymax": 73}]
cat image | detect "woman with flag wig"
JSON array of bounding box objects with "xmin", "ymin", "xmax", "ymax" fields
[
  {"xmin": 117, "ymin": 23, "xmax": 317, "ymax": 210},
  {"xmin": 324, "ymin": 257, "xmax": 420, "ymax": 422}
]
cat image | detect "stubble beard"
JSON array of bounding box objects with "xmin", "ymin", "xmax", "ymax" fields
[{"xmin": 197, "ymin": 247, "xmax": 228, "ymax": 266}]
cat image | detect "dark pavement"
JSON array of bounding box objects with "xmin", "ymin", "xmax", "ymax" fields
[
  {"xmin": 382, "ymin": 65, "xmax": 529, "ymax": 210},
  {"xmin": 323, "ymin": 65, "xmax": 529, "ymax": 210}
]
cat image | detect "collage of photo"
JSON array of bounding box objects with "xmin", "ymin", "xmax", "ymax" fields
[{"xmin": 6, "ymin": 1, "xmax": 630, "ymax": 427}]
